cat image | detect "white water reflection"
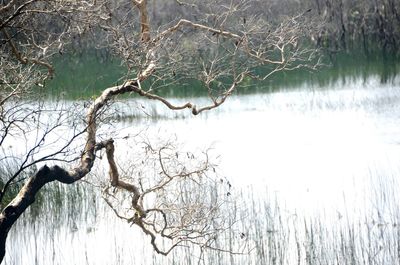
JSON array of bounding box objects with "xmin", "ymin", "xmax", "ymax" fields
[
  {"xmin": 128, "ymin": 76, "xmax": 400, "ymax": 216},
  {"xmin": 5, "ymin": 75, "xmax": 400, "ymax": 264}
]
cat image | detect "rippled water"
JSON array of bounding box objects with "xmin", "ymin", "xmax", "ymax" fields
[{"xmin": 4, "ymin": 75, "xmax": 400, "ymax": 264}]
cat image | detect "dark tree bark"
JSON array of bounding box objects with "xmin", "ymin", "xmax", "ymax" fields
[
  {"xmin": 0, "ymin": 165, "xmax": 68, "ymax": 260},
  {"xmin": 0, "ymin": 0, "xmax": 320, "ymax": 262}
]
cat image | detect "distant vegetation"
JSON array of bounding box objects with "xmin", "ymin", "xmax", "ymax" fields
[{"xmin": 45, "ymin": 0, "xmax": 400, "ymax": 99}]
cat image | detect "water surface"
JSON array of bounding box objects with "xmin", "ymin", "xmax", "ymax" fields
[{"xmin": 4, "ymin": 74, "xmax": 400, "ymax": 264}]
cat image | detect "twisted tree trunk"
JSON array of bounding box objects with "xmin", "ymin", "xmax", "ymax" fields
[{"xmin": 0, "ymin": 78, "xmax": 148, "ymax": 262}]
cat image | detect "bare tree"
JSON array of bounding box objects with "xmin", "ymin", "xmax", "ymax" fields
[{"xmin": 0, "ymin": 0, "xmax": 319, "ymax": 262}]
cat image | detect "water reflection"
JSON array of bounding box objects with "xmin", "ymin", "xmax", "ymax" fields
[
  {"xmin": 5, "ymin": 75, "xmax": 400, "ymax": 264},
  {"xmin": 142, "ymin": 76, "xmax": 400, "ymax": 213}
]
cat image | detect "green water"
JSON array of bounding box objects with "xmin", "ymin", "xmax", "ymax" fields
[
  {"xmin": 46, "ymin": 51, "xmax": 125, "ymax": 99},
  {"xmin": 270, "ymin": 49, "xmax": 400, "ymax": 89},
  {"xmin": 46, "ymin": 49, "xmax": 400, "ymax": 99}
]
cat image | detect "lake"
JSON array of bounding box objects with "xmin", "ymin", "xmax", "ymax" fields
[{"xmin": 3, "ymin": 68, "xmax": 400, "ymax": 264}]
